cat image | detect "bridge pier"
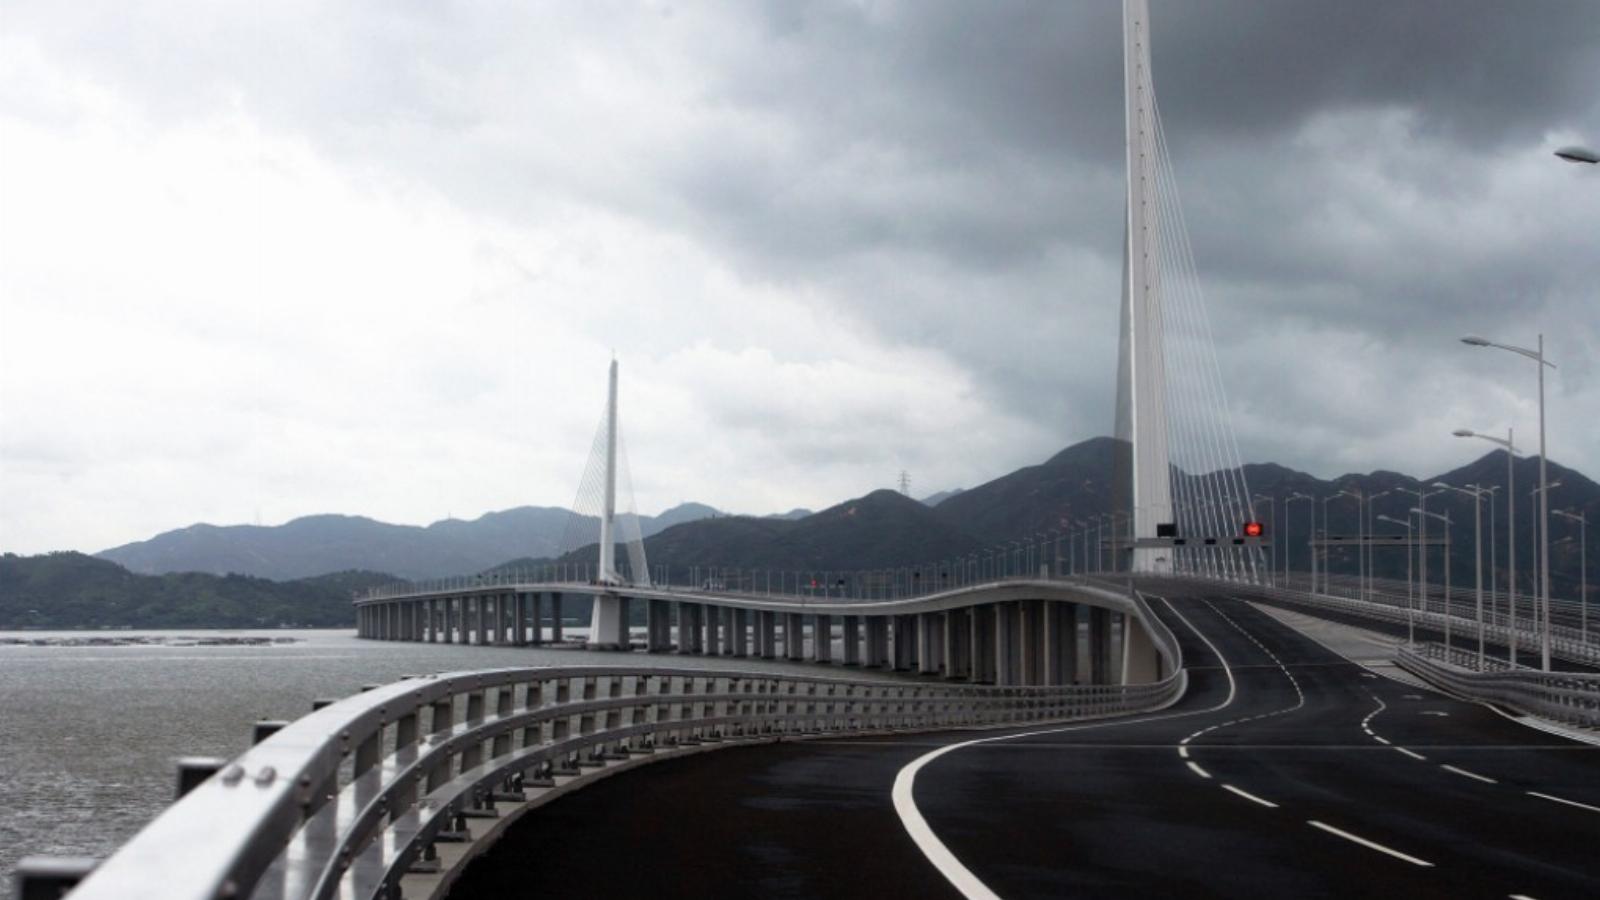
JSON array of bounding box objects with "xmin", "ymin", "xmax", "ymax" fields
[
  {"xmin": 995, "ymin": 602, "xmax": 1019, "ymax": 685},
  {"xmin": 812, "ymin": 614, "xmax": 832, "ymax": 663},
  {"xmin": 970, "ymin": 605, "xmax": 995, "ymax": 684},
  {"xmin": 549, "ymin": 593, "xmax": 563, "ymax": 642},
  {"xmin": 785, "ymin": 613, "xmax": 805, "ymax": 661},
  {"xmin": 841, "ymin": 616, "xmax": 860, "ymax": 665},
  {"xmin": 705, "ymin": 605, "xmax": 722, "ymax": 656},
  {"xmin": 918, "ymin": 613, "xmax": 941, "ymax": 675},
  {"xmin": 1046, "ymin": 602, "xmax": 1075, "ymax": 685},
  {"xmin": 1019, "ymin": 599, "xmax": 1043, "ymax": 684},
  {"xmin": 1121, "ymin": 611, "xmax": 1162, "ymax": 683},
  {"xmin": 865, "ymin": 617, "xmax": 889, "ymax": 668},
  {"xmin": 1088, "ymin": 607, "xmax": 1111, "ymax": 684},
  {"xmin": 757, "ymin": 611, "xmax": 776, "ymax": 659},
  {"xmin": 943, "ymin": 608, "xmax": 967, "ymax": 679},
  {"xmin": 587, "ymin": 594, "xmax": 628, "ymax": 650},
  {"xmin": 731, "ymin": 608, "xmax": 750, "ymax": 656},
  {"xmin": 646, "ymin": 599, "xmax": 669, "ymax": 652}
]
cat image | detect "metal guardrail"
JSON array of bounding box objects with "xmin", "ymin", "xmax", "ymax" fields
[
  {"xmin": 1396, "ymin": 643, "xmax": 1600, "ymax": 731},
  {"xmin": 47, "ymin": 587, "xmax": 1186, "ymax": 900}
]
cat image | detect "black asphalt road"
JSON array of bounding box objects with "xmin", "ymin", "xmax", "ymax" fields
[{"xmin": 451, "ymin": 593, "xmax": 1599, "ymax": 899}]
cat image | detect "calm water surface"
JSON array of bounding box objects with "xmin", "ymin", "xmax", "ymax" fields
[{"xmin": 0, "ymin": 628, "xmax": 880, "ymax": 891}]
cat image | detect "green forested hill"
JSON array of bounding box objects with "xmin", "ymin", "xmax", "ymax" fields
[{"xmin": 0, "ymin": 552, "xmax": 392, "ymax": 629}]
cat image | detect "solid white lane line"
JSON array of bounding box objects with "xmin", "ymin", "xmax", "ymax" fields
[
  {"xmin": 1440, "ymin": 764, "xmax": 1498, "ymax": 784},
  {"xmin": 1394, "ymin": 747, "xmax": 1426, "ymax": 761},
  {"xmin": 1221, "ymin": 783, "xmax": 1279, "ymax": 808},
  {"xmin": 1526, "ymin": 790, "xmax": 1600, "ymax": 814},
  {"xmin": 1187, "ymin": 760, "xmax": 1211, "ymax": 779},
  {"xmin": 891, "ymin": 593, "xmax": 1239, "ymax": 900},
  {"xmin": 1307, "ymin": 820, "xmax": 1434, "ymax": 867}
]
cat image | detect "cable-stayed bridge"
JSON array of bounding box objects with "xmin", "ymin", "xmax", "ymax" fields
[{"xmin": 22, "ymin": 2, "xmax": 1597, "ymax": 898}]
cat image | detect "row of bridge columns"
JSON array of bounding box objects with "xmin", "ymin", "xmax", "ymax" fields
[
  {"xmin": 357, "ymin": 595, "xmax": 1162, "ymax": 686},
  {"xmin": 356, "ymin": 592, "xmax": 568, "ymax": 646},
  {"xmin": 637, "ymin": 598, "xmax": 1154, "ymax": 686}
]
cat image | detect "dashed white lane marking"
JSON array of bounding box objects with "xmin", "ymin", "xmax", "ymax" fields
[
  {"xmin": 1395, "ymin": 747, "xmax": 1427, "ymax": 761},
  {"xmin": 1441, "ymin": 764, "xmax": 1498, "ymax": 784},
  {"xmin": 1373, "ymin": 736, "xmax": 1391, "ymax": 745},
  {"xmin": 1222, "ymin": 784, "xmax": 1279, "ymax": 808},
  {"xmin": 893, "ymin": 594, "xmax": 1239, "ymax": 900},
  {"xmin": 1526, "ymin": 790, "xmax": 1600, "ymax": 814},
  {"xmin": 1187, "ymin": 760, "xmax": 1212, "ymax": 779},
  {"xmin": 1510, "ymin": 893, "xmax": 1540, "ymax": 899},
  {"xmin": 1307, "ymin": 820, "xmax": 1434, "ymax": 867},
  {"xmin": 1177, "ymin": 745, "xmax": 1189, "ymax": 759}
]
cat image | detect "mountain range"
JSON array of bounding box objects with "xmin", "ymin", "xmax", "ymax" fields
[{"xmin": 62, "ymin": 436, "xmax": 1597, "ymax": 604}]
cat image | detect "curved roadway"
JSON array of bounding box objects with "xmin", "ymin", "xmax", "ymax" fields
[{"xmin": 451, "ymin": 590, "xmax": 1599, "ymax": 899}]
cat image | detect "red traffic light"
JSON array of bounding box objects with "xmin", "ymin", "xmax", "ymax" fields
[{"xmin": 1242, "ymin": 521, "xmax": 1264, "ymax": 538}]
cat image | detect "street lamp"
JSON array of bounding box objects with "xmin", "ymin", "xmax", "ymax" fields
[
  {"xmin": 1552, "ymin": 508, "xmax": 1586, "ymax": 642},
  {"xmin": 1363, "ymin": 489, "xmax": 1392, "ymax": 604},
  {"xmin": 1378, "ymin": 514, "xmax": 1416, "ymax": 644},
  {"xmin": 1456, "ymin": 427, "xmax": 1518, "ymax": 665},
  {"xmin": 1531, "ymin": 479, "xmax": 1562, "ymax": 668},
  {"xmin": 1413, "ymin": 506, "xmax": 1454, "ymax": 657},
  {"xmin": 1396, "ymin": 486, "xmax": 1445, "ymax": 630},
  {"xmin": 1435, "ymin": 482, "xmax": 1487, "ymax": 669},
  {"xmin": 1462, "ymin": 334, "xmax": 1556, "ymax": 670},
  {"xmin": 1554, "ymin": 145, "xmax": 1599, "ymax": 164},
  {"xmin": 1287, "ymin": 493, "xmax": 1314, "ymax": 592}
]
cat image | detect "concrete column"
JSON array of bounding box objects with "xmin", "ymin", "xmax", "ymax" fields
[
  {"xmin": 471, "ymin": 596, "xmax": 485, "ymax": 645},
  {"xmin": 550, "ymin": 593, "xmax": 564, "ymax": 642},
  {"xmin": 1089, "ymin": 606, "xmax": 1111, "ymax": 685},
  {"xmin": 1121, "ymin": 612, "xmax": 1162, "ymax": 684},
  {"xmin": 529, "ymin": 592, "xmax": 544, "ymax": 645},
  {"xmin": 785, "ymin": 613, "xmax": 805, "ymax": 660},
  {"xmin": 994, "ymin": 602, "xmax": 1018, "ymax": 686},
  {"xmin": 645, "ymin": 599, "xmax": 666, "ymax": 652},
  {"xmin": 705, "ymin": 605, "xmax": 721, "ymax": 656},
  {"xmin": 893, "ymin": 615, "xmax": 916, "ymax": 670},
  {"xmin": 758, "ymin": 611, "xmax": 776, "ymax": 659},
  {"xmin": 918, "ymin": 613, "xmax": 941, "ymax": 675},
  {"xmin": 866, "ymin": 617, "xmax": 889, "ymax": 668},
  {"xmin": 720, "ymin": 606, "xmax": 735, "ymax": 655},
  {"xmin": 970, "ymin": 605, "xmax": 995, "ymax": 683},
  {"xmin": 1045, "ymin": 602, "xmax": 1077, "ymax": 685},
  {"xmin": 812, "ymin": 614, "xmax": 832, "ymax": 663},
  {"xmin": 842, "ymin": 616, "xmax": 861, "ymax": 665},
  {"xmin": 732, "ymin": 608, "xmax": 750, "ymax": 656},
  {"xmin": 1019, "ymin": 599, "xmax": 1043, "ymax": 685},
  {"xmin": 942, "ymin": 608, "xmax": 964, "ymax": 679}
]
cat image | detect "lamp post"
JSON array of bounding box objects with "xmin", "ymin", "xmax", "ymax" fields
[
  {"xmin": 1435, "ymin": 482, "xmax": 1487, "ymax": 670},
  {"xmin": 1364, "ymin": 490, "xmax": 1392, "ymax": 603},
  {"xmin": 1396, "ymin": 487, "xmax": 1444, "ymax": 622},
  {"xmin": 1287, "ymin": 493, "xmax": 1313, "ymax": 592},
  {"xmin": 1462, "ymin": 334, "xmax": 1556, "ymax": 671},
  {"xmin": 1552, "ymin": 509, "xmax": 1586, "ymax": 642},
  {"xmin": 1379, "ymin": 514, "xmax": 1415, "ymax": 644},
  {"xmin": 1414, "ymin": 507, "xmax": 1453, "ymax": 657},
  {"xmin": 1531, "ymin": 479, "xmax": 1562, "ymax": 668},
  {"xmin": 1324, "ymin": 489, "xmax": 1361, "ymax": 597},
  {"xmin": 1455, "ymin": 427, "xmax": 1517, "ymax": 665}
]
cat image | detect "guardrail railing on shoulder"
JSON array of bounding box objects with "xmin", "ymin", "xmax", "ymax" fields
[
  {"xmin": 1396, "ymin": 642, "xmax": 1600, "ymax": 732},
  {"xmin": 42, "ymin": 613, "xmax": 1187, "ymax": 900}
]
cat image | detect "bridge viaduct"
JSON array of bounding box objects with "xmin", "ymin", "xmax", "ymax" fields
[{"xmin": 351, "ymin": 578, "xmax": 1168, "ymax": 689}]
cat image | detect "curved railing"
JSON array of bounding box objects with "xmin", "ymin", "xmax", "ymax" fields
[
  {"xmin": 1396, "ymin": 642, "xmax": 1600, "ymax": 731},
  {"xmin": 56, "ymin": 649, "xmax": 1187, "ymax": 899}
]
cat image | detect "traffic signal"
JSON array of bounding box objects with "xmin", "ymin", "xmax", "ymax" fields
[{"xmin": 1242, "ymin": 521, "xmax": 1264, "ymax": 538}]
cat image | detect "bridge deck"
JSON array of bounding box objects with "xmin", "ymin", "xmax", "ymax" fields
[{"xmin": 448, "ymin": 588, "xmax": 1600, "ymax": 899}]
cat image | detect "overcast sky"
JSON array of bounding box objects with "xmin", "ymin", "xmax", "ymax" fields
[{"xmin": 2, "ymin": 1, "xmax": 1597, "ymax": 555}]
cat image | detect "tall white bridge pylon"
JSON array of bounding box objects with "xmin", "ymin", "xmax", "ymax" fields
[
  {"xmin": 562, "ymin": 358, "xmax": 652, "ymax": 647},
  {"xmin": 1114, "ymin": 0, "xmax": 1262, "ymax": 582}
]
